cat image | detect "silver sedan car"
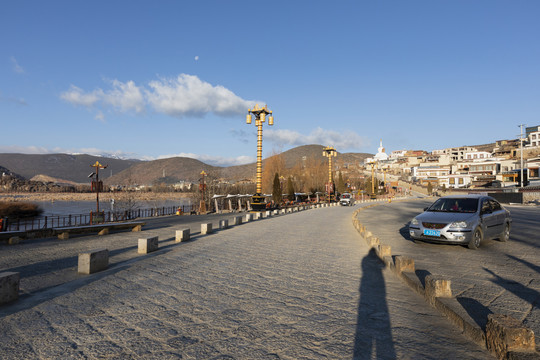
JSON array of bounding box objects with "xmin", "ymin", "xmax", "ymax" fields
[{"xmin": 408, "ymin": 194, "xmax": 512, "ymax": 249}]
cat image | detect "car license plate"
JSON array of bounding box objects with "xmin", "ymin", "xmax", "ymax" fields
[{"xmin": 424, "ymin": 229, "xmax": 441, "ymax": 237}]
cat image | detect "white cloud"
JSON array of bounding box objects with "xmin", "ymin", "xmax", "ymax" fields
[
  {"xmin": 0, "ymin": 93, "xmax": 27, "ymax": 106},
  {"xmin": 0, "ymin": 145, "xmax": 136, "ymax": 159},
  {"xmin": 0, "ymin": 145, "xmax": 51, "ymax": 154},
  {"xmin": 156, "ymin": 152, "xmax": 254, "ymax": 167},
  {"xmin": 10, "ymin": 56, "xmax": 25, "ymax": 74},
  {"xmin": 60, "ymin": 85, "xmax": 101, "ymax": 107},
  {"xmin": 146, "ymin": 74, "xmax": 257, "ymax": 118},
  {"xmin": 103, "ymin": 80, "xmax": 145, "ymax": 113},
  {"xmin": 60, "ymin": 74, "xmax": 258, "ymax": 120},
  {"xmin": 94, "ymin": 111, "xmax": 105, "ymax": 122},
  {"xmin": 265, "ymin": 127, "xmax": 370, "ymax": 151},
  {"xmin": 194, "ymin": 56, "xmax": 199, "ymax": 61}
]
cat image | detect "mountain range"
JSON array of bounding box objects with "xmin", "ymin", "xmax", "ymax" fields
[{"xmin": 0, "ymin": 145, "xmax": 373, "ymax": 186}]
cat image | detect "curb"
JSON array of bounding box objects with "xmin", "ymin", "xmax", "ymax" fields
[{"xmin": 352, "ymin": 202, "xmax": 539, "ymax": 360}]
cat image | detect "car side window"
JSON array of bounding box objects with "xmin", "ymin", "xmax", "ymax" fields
[
  {"xmin": 490, "ymin": 200, "xmax": 501, "ymax": 211},
  {"xmin": 481, "ymin": 200, "xmax": 491, "ymax": 214}
]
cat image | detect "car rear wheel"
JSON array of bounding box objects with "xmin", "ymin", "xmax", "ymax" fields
[
  {"xmin": 499, "ymin": 223, "xmax": 510, "ymax": 242},
  {"xmin": 468, "ymin": 228, "xmax": 483, "ymax": 249}
]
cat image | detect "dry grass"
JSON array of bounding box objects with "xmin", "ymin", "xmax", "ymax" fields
[{"xmin": 0, "ymin": 202, "xmax": 43, "ymax": 218}]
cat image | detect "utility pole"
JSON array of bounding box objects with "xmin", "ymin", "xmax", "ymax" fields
[{"xmin": 518, "ymin": 124, "xmax": 526, "ymax": 188}]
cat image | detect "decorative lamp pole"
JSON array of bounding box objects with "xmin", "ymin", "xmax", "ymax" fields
[
  {"xmin": 322, "ymin": 146, "xmax": 337, "ymax": 202},
  {"xmin": 199, "ymin": 170, "xmax": 207, "ymax": 214},
  {"xmin": 90, "ymin": 161, "xmax": 107, "ymax": 223},
  {"xmin": 367, "ymin": 161, "xmax": 376, "ymax": 198},
  {"xmin": 246, "ymin": 104, "xmax": 274, "ymax": 211}
]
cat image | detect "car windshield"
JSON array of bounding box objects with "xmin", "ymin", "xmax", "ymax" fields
[{"xmin": 427, "ymin": 198, "xmax": 478, "ymax": 213}]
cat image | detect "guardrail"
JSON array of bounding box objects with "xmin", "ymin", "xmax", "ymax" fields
[{"xmin": 1, "ymin": 204, "xmax": 196, "ymax": 232}]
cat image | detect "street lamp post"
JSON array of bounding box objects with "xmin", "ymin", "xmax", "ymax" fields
[
  {"xmin": 518, "ymin": 124, "xmax": 526, "ymax": 188},
  {"xmin": 199, "ymin": 170, "xmax": 207, "ymax": 214},
  {"xmin": 246, "ymin": 104, "xmax": 274, "ymax": 211},
  {"xmin": 322, "ymin": 146, "xmax": 337, "ymax": 202},
  {"xmin": 90, "ymin": 161, "xmax": 107, "ymax": 224}
]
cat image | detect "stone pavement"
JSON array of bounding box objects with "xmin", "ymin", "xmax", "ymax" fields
[
  {"xmin": 0, "ymin": 212, "xmax": 246, "ymax": 295},
  {"xmin": 355, "ymin": 199, "xmax": 540, "ymax": 355},
  {"xmin": 0, "ymin": 205, "xmax": 492, "ymax": 359}
]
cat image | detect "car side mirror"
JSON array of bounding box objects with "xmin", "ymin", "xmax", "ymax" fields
[{"xmin": 423, "ymin": 207, "xmax": 428, "ymax": 211}]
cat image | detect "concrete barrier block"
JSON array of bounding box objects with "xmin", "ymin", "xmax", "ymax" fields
[
  {"xmin": 486, "ymin": 314, "xmax": 536, "ymax": 359},
  {"xmin": 265, "ymin": 211, "xmax": 271, "ymax": 217},
  {"xmin": 394, "ymin": 256, "xmax": 415, "ymax": 273},
  {"xmin": 219, "ymin": 219, "xmax": 229, "ymax": 229},
  {"xmin": 58, "ymin": 232, "xmax": 69, "ymax": 240},
  {"xmin": 425, "ymin": 275, "xmax": 452, "ymax": 300},
  {"xmin": 78, "ymin": 249, "xmax": 109, "ymax": 275},
  {"xmin": 245, "ymin": 214, "xmax": 253, "ymax": 222},
  {"xmin": 377, "ymin": 244, "xmax": 391, "ymax": 257},
  {"xmin": 0, "ymin": 272, "xmax": 20, "ymax": 305},
  {"xmin": 201, "ymin": 223, "xmax": 213, "ymax": 235},
  {"xmin": 8, "ymin": 236, "xmax": 21, "ymax": 245},
  {"xmin": 254, "ymin": 212, "xmax": 262, "ymax": 219},
  {"xmin": 98, "ymin": 228, "xmax": 109, "ymax": 236},
  {"xmin": 175, "ymin": 229, "xmax": 190, "ymax": 242},
  {"xmin": 138, "ymin": 236, "xmax": 158, "ymax": 254},
  {"xmin": 369, "ymin": 236, "xmax": 380, "ymax": 247},
  {"xmin": 233, "ymin": 216, "xmax": 243, "ymax": 226},
  {"xmin": 273, "ymin": 210, "xmax": 279, "ymax": 215}
]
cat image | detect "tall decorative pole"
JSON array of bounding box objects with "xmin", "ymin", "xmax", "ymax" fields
[
  {"xmin": 90, "ymin": 161, "xmax": 107, "ymax": 223},
  {"xmin": 199, "ymin": 170, "xmax": 207, "ymax": 214},
  {"xmin": 322, "ymin": 146, "xmax": 337, "ymax": 202},
  {"xmin": 246, "ymin": 104, "xmax": 274, "ymax": 211}
]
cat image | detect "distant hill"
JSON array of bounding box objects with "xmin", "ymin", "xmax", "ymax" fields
[
  {"xmin": 468, "ymin": 143, "xmax": 496, "ymax": 153},
  {"xmin": 0, "ymin": 153, "xmax": 140, "ymax": 184},
  {"xmin": 208, "ymin": 145, "xmax": 372, "ymax": 183},
  {"xmin": 104, "ymin": 157, "xmax": 221, "ymax": 186},
  {"xmin": 2, "ymin": 141, "xmax": 499, "ymax": 188},
  {"xmin": 0, "ymin": 165, "xmax": 24, "ymax": 180},
  {"xmin": 0, "ymin": 146, "xmax": 375, "ymax": 187}
]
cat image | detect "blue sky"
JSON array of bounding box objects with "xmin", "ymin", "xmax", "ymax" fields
[{"xmin": 2, "ymin": 1, "xmax": 539, "ymax": 166}]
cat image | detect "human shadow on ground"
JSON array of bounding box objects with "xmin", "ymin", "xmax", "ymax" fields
[
  {"xmin": 353, "ymin": 248, "xmax": 396, "ymax": 360},
  {"xmin": 483, "ymin": 267, "xmax": 540, "ymax": 308}
]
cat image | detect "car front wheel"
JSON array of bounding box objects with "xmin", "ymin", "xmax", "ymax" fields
[{"xmin": 468, "ymin": 228, "xmax": 483, "ymax": 249}]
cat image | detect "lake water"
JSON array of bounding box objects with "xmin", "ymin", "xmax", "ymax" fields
[{"xmin": 35, "ymin": 198, "xmax": 192, "ymax": 217}]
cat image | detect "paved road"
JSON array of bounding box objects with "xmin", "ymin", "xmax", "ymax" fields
[
  {"xmin": 0, "ymin": 212, "xmax": 244, "ymax": 295},
  {"xmin": 0, "ymin": 205, "xmax": 492, "ymax": 359},
  {"xmin": 355, "ymin": 199, "xmax": 540, "ymax": 352}
]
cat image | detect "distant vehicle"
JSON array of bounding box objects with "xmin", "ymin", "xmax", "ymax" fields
[
  {"xmin": 408, "ymin": 195, "xmax": 511, "ymax": 249},
  {"xmin": 339, "ymin": 193, "xmax": 354, "ymax": 206}
]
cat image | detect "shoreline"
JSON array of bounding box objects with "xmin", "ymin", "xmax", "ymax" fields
[{"xmin": 0, "ymin": 192, "xmax": 192, "ymax": 203}]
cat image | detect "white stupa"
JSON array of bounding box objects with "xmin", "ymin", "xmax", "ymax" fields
[{"xmin": 374, "ymin": 139, "xmax": 389, "ymax": 161}]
